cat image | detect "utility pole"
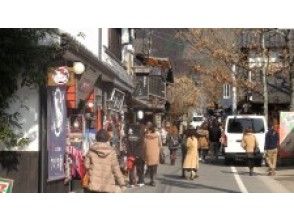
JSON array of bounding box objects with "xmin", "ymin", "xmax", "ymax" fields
[
  {"xmin": 231, "ymin": 64, "xmax": 237, "ymax": 114},
  {"xmin": 288, "ymin": 30, "xmax": 294, "ymax": 111},
  {"xmin": 262, "ymin": 30, "xmax": 269, "ymax": 123}
]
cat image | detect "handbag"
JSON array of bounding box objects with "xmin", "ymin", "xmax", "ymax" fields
[
  {"xmin": 81, "ymin": 173, "xmax": 90, "ymax": 189},
  {"xmin": 254, "ymin": 146, "xmax": 260, "ymax": 155}
]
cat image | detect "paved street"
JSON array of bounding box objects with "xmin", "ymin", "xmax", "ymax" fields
[{"xmin": 126, "ymin": 150, "xmax": 291, "ymax": 193}]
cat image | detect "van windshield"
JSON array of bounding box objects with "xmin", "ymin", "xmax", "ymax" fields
[
  {"xmin": 193, "ymin": 117, "xmax": 203, "ymax": 122},
  {"xmin": 227, "ymin": 118, "xmax": 265, "ymax": 133}
]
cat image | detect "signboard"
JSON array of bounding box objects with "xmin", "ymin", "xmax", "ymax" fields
[
  {"xmin": 279, "ymin": 112, "xmax": 294, "ymax": 158},
  {"xmin": 47, "ymin": 86, "xmax": 67, "ymax": 181},
  {"xmin": 0, "ymin": 177, "xmax": 14, "ymax": 193},
  {"xmin": 77, "ymin": 69, "xmax": 100, "ymax": 101},
  {"xmin": 48, "ymin": 66, "xmax": 74, "ymax": 86},
  {"xmin": 107, "ymin": 88, "xmax": 125, "ymax": 112}
]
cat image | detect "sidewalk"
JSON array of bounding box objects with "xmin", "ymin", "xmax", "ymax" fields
[{"xmin": 274, "ymin": 166, "xmax": 294, "ymax": 192}]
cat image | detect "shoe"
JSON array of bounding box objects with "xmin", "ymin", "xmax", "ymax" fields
[
  {"xmin": 137, "ymin": 183, "xmax": 145, "ymax": 187},
  {"xmin": 150, "ymin": 182, "xmax": 156, "ymax": 187},
  {"xmin": 128, "ymin": 184, "xmax": 136, "ymax": 188}
]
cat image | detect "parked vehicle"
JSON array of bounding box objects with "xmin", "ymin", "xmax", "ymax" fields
[
  {"xmin": 190, "ymin": 115, "xmax": 205, "ymax": 129},
  {"xmin": 223, "ymin": 115, "xmax": 268, "ymax": 166}
]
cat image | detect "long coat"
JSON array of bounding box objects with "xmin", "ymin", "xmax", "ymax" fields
[
  {"xmin": 242, "ymin": 133, "xmax": 258, "ymax": 153},
  {"xmin": 144, "ymin": 132, "xmax": 161, "ymax": 166},
  {"xmin": 84, "ymin": 142, "xmax": 125, "ymax": 193},
  {"xmin": 183, "ymin": 137, "xmax": 199, "ymax": 169}
]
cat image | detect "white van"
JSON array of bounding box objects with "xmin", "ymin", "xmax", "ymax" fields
[
  {"xmin": 190, "ymin": 115, "xmax": 205, "ymax": 129},
  {"xmin": 223, "ymin": 115, "xmax": 267, "ymax": 165}
]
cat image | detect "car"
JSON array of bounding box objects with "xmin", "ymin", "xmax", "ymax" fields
[
  {"xmin": 190, "ymin": 115, "xmax": 205, "ymax": 129},
  {"xmin": 223, "ymin": 115, "xmax": 268, "ymax": 166}
]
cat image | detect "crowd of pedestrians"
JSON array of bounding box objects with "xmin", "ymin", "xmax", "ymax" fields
[{"xmin": 81, "ymin": 114, "xmax": 281, "ymax": 193}]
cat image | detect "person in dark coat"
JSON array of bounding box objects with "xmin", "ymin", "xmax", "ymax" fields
[
  {"xmin": 208, "ymin": 118, "xmax": 221, "ymax": 163},
  {"xmin": 125, "ymin": 123, "xmax": 146, "ymax": 187},
  {"xmin": 265, "ymin": 124, "xmax": 279, "ymax": 176}
]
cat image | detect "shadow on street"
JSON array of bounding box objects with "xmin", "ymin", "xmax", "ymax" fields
[{"xmin": 158, "ymin": 174, "xmax": 239, "ymax": 193}]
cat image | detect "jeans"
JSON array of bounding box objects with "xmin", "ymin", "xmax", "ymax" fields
[
  {"xmin": 148, "ymin": 165, "xmax": 158, "ymax": 183},
  {"xmin": 170, "ymin": 149, "xmax": 177, "ymax": 165},
  {"xmin": 136, "ymin": 158, "xmax": 145, "ymax": 184},
  {"xmin": 247, "ymin": 153, "xmax": 255, "ymax": 172},
  {"xmin": 210, "ymin": 142, "xmax": 220, "ymax": 160}
]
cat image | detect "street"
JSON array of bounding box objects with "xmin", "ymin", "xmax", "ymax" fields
[{"xmin": 126, "ymin": 149, "xmax": 290, "ymax": 193}]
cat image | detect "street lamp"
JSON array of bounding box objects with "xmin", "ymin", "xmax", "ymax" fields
[
  {"xmin": 73, "ymin": 62, "xmax": 85, "ymax": 75},
  {"xmin": 137, "ymin": 110, "xmax": 144, "ymax": 120}
]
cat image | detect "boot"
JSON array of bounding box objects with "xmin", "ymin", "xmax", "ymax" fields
[
  {"xmin": 191, "ymin": 170, "xmax": 197, "ymax": 180},
  {"xmin": 249, "ymin": 168, "xmax": 253, "ymax": 176}
]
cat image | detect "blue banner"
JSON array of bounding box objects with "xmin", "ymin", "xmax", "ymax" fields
[{"xmin": 47, "ymin": 86, "xmax": 67, "ymax": 181}]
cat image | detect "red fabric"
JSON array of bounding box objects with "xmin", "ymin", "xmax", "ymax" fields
[{"xmin": 127, "ymin": 156, "xmax": 136, "ymax": 171}]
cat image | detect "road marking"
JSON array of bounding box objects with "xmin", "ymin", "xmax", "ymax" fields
[{"xmin": 231, "ymin": 166, "xmax": 248, "ymax": 193}]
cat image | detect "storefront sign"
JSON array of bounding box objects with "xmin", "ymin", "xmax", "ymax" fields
[
  {"xmin": 107, "ymin": 88, "xmax": 125, "ymax": 112},
  {"xmin": 47, "ymin": 86, "xmax": 67, "ymax": 181},
  {"xmin": 279, "ymin": 112, "xmax": 294, "ymax": 158},
  {"xmin": 0, "ymin": 177, "xmax": 14, "ymax": 193},
  {"xmin": 77, "ymin": 69, "xmax": 100, "ymax": 101},
  {"xmin": 47, "ymin": 66, "xmax": 74, "ymax": 86}
]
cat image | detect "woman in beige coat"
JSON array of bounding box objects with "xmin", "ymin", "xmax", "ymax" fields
[
  {"xmin": 84, "ymin": 129, "xmax": 126, "ymax": 193},
  {"xmin": 144, "ymin": 123, "xmax": 161, "ymax": 186},
  {"xmin": 242, "ymin": 128, "xmax": 259, "ymax": 176},
  {"xmin": 183, "ymin": 129, "xmax": 199, "ymax": 180}
]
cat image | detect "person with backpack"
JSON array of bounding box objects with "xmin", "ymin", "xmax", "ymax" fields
[
  {"xmin": 242, "ymin": 128, "xmax": 259, "ymax": 176},
  {"xmin": 167, "ymin": 125, "xmax": 180, "ymax": 165},
  {"xmin": 197, "ymin": 122, "xmax": 210, "ymax": 163}
]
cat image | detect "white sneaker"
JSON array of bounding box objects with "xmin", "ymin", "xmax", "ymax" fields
[{"xmin": 138, "ymin": 183, "xmax": 145, "ymax": 187}]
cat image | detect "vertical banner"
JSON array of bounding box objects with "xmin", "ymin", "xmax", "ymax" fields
[
  {"xmin": 47, "ymin": 86, "xmax": 67, "ymax": 181},
  {"xmin": 279, "ymin": 112, "xmax": 294, "ymax": 158}
]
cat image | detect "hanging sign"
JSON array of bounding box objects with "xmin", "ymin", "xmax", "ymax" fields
[
  {"xmin": 47, "ymin": 86, "xmax": 67, "ymax": 181},
  {"xmin": 47, "ymin": 66, "xmax": 75, "ymax": 86},
  {"xmin": 107, "ymin": 88, "xmax": 125, "ymax": 112}
]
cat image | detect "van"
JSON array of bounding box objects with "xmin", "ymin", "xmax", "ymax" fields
[
  {"xmin": 223, "ymin": 115, "xmax": 267, "ymax": 165},
  {"xmin": 190, "ymin": 115, "xmax": 204, "ymax": 129}
]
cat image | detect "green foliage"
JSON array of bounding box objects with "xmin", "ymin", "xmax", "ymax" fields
[{"xmin": 0, "ymin": 29, "xmax": 61, "ymax": 149}]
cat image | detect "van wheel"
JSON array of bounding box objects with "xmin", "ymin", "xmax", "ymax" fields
[{"xmin": 224, "ymin": 157, "xmax": 233, "ymax": 165}]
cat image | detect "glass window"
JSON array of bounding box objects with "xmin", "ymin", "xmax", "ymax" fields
[
  {"xmin": 193, "ymin": 116, "xmax": 203, "ymax": 122},
  {"xmin": 227, "ymin": 118, "xmax": 265, "ymax": 133},
  {"xmin": 223, "ymin": 84, "xmax": 231, "ymax": 99}
]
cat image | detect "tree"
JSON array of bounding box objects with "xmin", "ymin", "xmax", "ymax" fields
[
  {"xmin": 178, "ymin": 29, "xmax": 289, "ymax": 118},
  {"xmin": 167, "ymin": 74, "xmax": 199, "ymax": 116},
  {"xmin": 0, "ymin": 29, "xmax": 61, "ymax": 149}
]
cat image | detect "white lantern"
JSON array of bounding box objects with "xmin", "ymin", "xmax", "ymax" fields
[
  {"xmin": 87, "ymin": 101, "xmax": 94, "ymax": 108},
  {"xmin": 137, "ymin": 110, "xmax": 144, "ymax": 120},
  {"xmin": 73, "ymin": 62, "xmax": 85, "ymax": 75}
]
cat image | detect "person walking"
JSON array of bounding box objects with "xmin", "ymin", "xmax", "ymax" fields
[
  {"xmin": 208, "ymin": 118, "xmax": 221, "ymax": 163},
  {"xmin": 265, "ymin": 124, "xmax": 279, "ymax": 176},
  {"xmin": 197, "ymin": 122, "xmax": 210, "ymax": 163},
  {"xmin": 84, "ymin": 129, "xmax": 126, "ymax": 193},
  {"xmin": 242, "ymin": 128, "xmax": 259, "ymax": 176},
  {"xmin": 143, "ymin": 123, "xmax": 161, "ymax": 187},
  {"xmin": 167, "ymin": 125, "xmax": 180, "ymax": 165},
  {"xmin": 183, "ymin": 129, "xmax": 199, "ymax": 180}
]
